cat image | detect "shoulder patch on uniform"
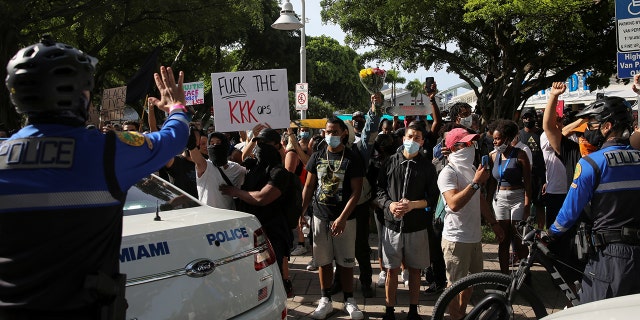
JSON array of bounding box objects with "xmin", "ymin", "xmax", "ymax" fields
[
  {"xmin": 116, "ymin": 131, "xmax": 145, "ymax": 147},
  {"xmin": 573, "ymin": 162, "xmax": 582, "ymax": 181}
]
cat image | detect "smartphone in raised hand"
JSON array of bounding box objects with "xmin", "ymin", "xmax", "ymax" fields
[
  {"xmin": 425, "ymin": 77, "xmax": 435, "ymax": 94},
  {"xmin": 481, "ymin": 154, "xmax": 490, "ymax": 169}
]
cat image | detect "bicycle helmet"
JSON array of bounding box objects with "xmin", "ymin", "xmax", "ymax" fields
[
  {"xmin": 575, "ymin": 96, "xmax": 633, "ymax": 127},
  {"xmin": 5, "ymin": 35, "xmax": 97, "ymax": 120}
]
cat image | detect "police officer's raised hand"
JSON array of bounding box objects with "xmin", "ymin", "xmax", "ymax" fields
[{"xmin": 148, "ymin": 66, "xmax": 186, "ymax": 113}]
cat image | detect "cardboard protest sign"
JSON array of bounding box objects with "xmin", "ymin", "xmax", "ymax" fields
[
  {"xmin": 101, "ymin": 86, "xmax": 127, "ymax": 122},
  {"xmin": 183, "ymin": 81, "xmax": 204, "ymax": 106},
  {"xmin": 211, "ymin": 69, "xmax": 290, "ymax": 132},
  {"xmin": 385, "ymin": 97, "xmax": 440, "ymax": 116}
]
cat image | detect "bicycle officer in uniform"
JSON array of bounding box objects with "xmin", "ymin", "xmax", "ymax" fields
[
  {"xmin": 0, "ymin": 36, "xmax": 190, "ymax": 319},
  {"xmin": 548, "ymin": 96, "xmax": 640, "ymax": 304}
]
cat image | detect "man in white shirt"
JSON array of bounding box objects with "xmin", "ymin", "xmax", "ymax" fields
[
  {"xmin": 189, "ymin": 131, "xmax": 246, "ymax": 209},
  {"xmin": 540, "ymin": 129, "xmax": 568, "ymax": 228},
  {"xmin": 437, "ymin": 128, "xmax": 504, "ymax": 320}
]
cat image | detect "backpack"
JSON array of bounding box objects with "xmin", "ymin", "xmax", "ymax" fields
[{"xmin": 281, "ymin": 169, "xmax": 304, "ymax": 229}]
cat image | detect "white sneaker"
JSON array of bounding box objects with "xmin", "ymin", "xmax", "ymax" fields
[
  {"xmin": 310, "ymin": 297, "xmax": 333, "ymax": 319},
  {"xmin": 290, "ymin": 245, "xmax": 307, "ymax": 256},
  {"xmin": 402, "ymin": 269, "xmax": 409, "ymax": 286},
  {"xmin": 343, "ymin": 297, "xmax": 364, "ymax": 319},
  {"xmin": 377, "ymin": 270, "xmax": 387, "ymax": 288},
  {"xmin": 307, "ymin": 258, "xmax": 318, "ymax": 271}
]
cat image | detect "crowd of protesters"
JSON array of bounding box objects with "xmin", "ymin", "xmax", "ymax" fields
[{"xmin": 2, "ymin": 48, "xmax": 639, "ymax": 320}]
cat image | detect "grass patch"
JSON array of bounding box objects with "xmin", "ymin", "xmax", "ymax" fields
[{"xmin": 481, "ymin": 224, "xmax": 497, "ymax": 243}]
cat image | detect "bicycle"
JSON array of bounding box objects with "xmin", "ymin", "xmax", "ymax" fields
[{"xmin": 432, "ymin": 220, "xmax": 583, "ymax": 320}]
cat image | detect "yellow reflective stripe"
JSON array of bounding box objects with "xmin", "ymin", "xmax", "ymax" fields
[{"xmin": 0, "ymin": 191, "xmax": 118, "ymax": 210}]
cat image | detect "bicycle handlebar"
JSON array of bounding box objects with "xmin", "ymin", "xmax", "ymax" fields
[{"xmin": 517, "ymin": 219, "xmax": 555, "ymax": 258}]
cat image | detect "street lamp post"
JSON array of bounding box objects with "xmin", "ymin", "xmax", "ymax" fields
[{"xmin": 271, "ymin": 0, "xmax": 307, "ymax": 120}]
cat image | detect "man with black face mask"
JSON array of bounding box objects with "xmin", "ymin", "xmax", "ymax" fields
[
  {"xmin": 519, "ymin": 108, "xmax": 546, "ymax": 228},
  {"xmin": 548, "ymin": 91, "xmax": 640, "ymax": 304},
  {"xmin": 189, "ymin": 131, "xmax": 246, "ymax": 209},
  {"xmin": 220, "ymin": 128, "xmax": 293, "ymax": 286},
  {"xmin": 352, "ymin": 111, "xmax": 366, "ymax": 142}
]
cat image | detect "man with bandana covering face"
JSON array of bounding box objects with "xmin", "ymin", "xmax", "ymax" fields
[
  {"xmin": 437, "ymin": 128, "xmax": 504, "ymax": 320},
  {"xmin": 188, "ymin": 130, "xmax": 246, "ymax": 209}
]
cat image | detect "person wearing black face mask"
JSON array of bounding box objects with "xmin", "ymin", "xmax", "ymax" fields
[
  {"xmin": 519, "ymin": 109, "xmax": 546, "ymax": 229},
  {"xmin": 548, "ymin": 89, "xmax": 640, "ymax": 305},
  {"xmin": 220, "ymin": 128, "xmax": 294, "ymax": 297},
  {"xmin": 188, "ymin": 131, "xmax": 246, "ymax": 210},
  {"xmin": 352, "ymin": 111, "xmax": 366, "ymax": 140}
]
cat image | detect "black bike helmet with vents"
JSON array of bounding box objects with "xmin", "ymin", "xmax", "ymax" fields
[
  {"xmin": 575, "ymin": 96, "xmax": 633, "ymax": 126},
  {"xmin": 5, "ymin": 35, "xmax": 97, "ymax": 118}
]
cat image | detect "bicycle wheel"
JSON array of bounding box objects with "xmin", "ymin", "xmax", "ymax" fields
[{"xmin": 432, "ymin": 272, "xmax": 547, "ymax": 320}]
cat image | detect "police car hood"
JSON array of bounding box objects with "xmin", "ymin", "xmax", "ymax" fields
[{"xmin": 120, "ymin": 206, "xmax": 260, "ymax": 280}]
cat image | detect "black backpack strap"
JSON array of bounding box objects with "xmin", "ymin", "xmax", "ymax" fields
[
  {"xmin": 103, "ymin": 130, "xmax": 124, "ymax": 201},
  {"xmin": 581, "ymin": 156, "xmax": 601, "ymax": 191},
  {"xmin": 216, "ymin": 165, "xmax": 233, "ymax": 186}
]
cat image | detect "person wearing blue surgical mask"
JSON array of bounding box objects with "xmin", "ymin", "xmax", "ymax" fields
[
  {"xmin": 301, "ymin": 117, "xmax": 366, "ymax": 319},
  {"xmin": 375, "ymin": 124, "xmax": 440, "ymax": 320}
]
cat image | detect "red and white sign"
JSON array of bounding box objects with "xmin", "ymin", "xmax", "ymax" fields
[
  {"xmin": 295, "ymin": 83, "xmax": 308, "ymax": 111},
  {"xmin": 211, "ymin": 69, "xmax": 290, "ymax": 132}
]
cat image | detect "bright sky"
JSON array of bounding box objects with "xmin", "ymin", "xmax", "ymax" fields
[{"xmin": 299, "ymin": 0, "xmax": 465, "ymax": 90}]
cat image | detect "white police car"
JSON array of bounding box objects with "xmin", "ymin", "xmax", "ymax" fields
[
  {"xmin": 120, "ymin": 174, "xmax": 287, "ymax": 319},
  {"xmin": 541, "ymin": 293, "xmax": 640, "ymax": 320}
]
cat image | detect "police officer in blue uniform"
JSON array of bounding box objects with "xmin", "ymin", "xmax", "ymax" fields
[
  {"xmin": 0, "ymin": 36, "xmax": 189, "ymax": 319},
  {"xmin": 549, "ymin": 96, "xmax": 640, "ymax": 304}
]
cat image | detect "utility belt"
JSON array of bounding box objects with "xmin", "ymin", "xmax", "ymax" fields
[
  {"xmin": 84, "ymin": 272, "xmax": 127, "ymax": 320},
  {"xmin": 592, "ymin": 227, "xmax": 640, "ymax": 247},
  {"xmin": 576, "ymin": 224, "xmax": 640, "ymax": 261}
]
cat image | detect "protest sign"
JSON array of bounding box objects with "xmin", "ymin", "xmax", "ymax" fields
[
  {"xmin": 183, "ymin": 81, "xmax": 204, "ymax": 106},
  {"xmin": 385, "ymin": 99, "xmax": 435, "ymax": 116},
  {"xmin": 211, "ymin": 69, "xmax": 290, "ymax": 132},
  {"xmin": 101, "ymin": 86, "xmax": 127, "ymax": 122}
]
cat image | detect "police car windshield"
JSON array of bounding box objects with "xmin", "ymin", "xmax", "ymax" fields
[{"xmin": 124, "ymin": 175, "xmax": 200, "ymax": 216}]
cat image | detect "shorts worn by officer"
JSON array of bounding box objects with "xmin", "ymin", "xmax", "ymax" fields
[
  {"xmin": 550, "ymin": 96, "xmax": 640, "ymax": 304},
  {"xmin": 0, "ymin": 36, "xmax": 189, "ymax": 319}
]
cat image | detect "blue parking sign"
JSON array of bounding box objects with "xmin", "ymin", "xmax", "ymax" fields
[
  {"xmin": 617, "ymin": 51, "xmax": 640, "ymax": 79},
  {"xmin": 616, "ymin": 0, "xmax": 640, "ymax": 52}
]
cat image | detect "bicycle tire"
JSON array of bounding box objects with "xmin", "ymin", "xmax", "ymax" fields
[{"xmin": 432, "ymin": 272, "xmax": 548, "ymax": 320}]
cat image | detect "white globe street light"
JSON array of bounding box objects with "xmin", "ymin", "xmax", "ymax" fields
[{"xmin": 272, "ymin": 0, "xmax": 307, "ymax": 119}]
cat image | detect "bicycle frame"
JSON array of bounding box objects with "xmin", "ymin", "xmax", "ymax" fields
[{"xmin": 510, "ymin": 226, "xmax": 581, "ymax": 308}]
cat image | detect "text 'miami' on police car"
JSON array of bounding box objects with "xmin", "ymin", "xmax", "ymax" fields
[{"xmin": 120, "ymin": 174, "xmax": 287, "ymax": 319}]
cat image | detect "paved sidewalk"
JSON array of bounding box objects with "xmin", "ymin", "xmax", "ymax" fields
[{"xmin": 285, "ymin": 234, "xmax": 570, "ymax": 319}]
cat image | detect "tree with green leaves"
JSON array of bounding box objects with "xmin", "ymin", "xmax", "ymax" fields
[
  {"xmin": 385, "ymin": 69, "xmax": 406, "ymax": 106},
  {"xmin": 321, "ymin": 0, "xmax": 619, "ymax": 121},
  {"xmin": 0, "ymin": 0, "xmax": 268, "ymax": 129},
  {"xmin": 305, "ymin": 35, "xmax": 370, "ymax": 113},
  {"xmin": 405, "ymin": 78, "xmax": 425, "ymax": 104}
]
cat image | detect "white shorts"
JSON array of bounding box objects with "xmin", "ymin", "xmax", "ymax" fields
[
  {"xmin": 492, "ymin": 188, "xmax": 525, "ymax": 221},
  {"xmin": 312, "ymin": 216, "xmax": 357, "ymax": 268},
  {"xmin": 381, "ymin": 227, "xmax": 430, "ymax": 270}
]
